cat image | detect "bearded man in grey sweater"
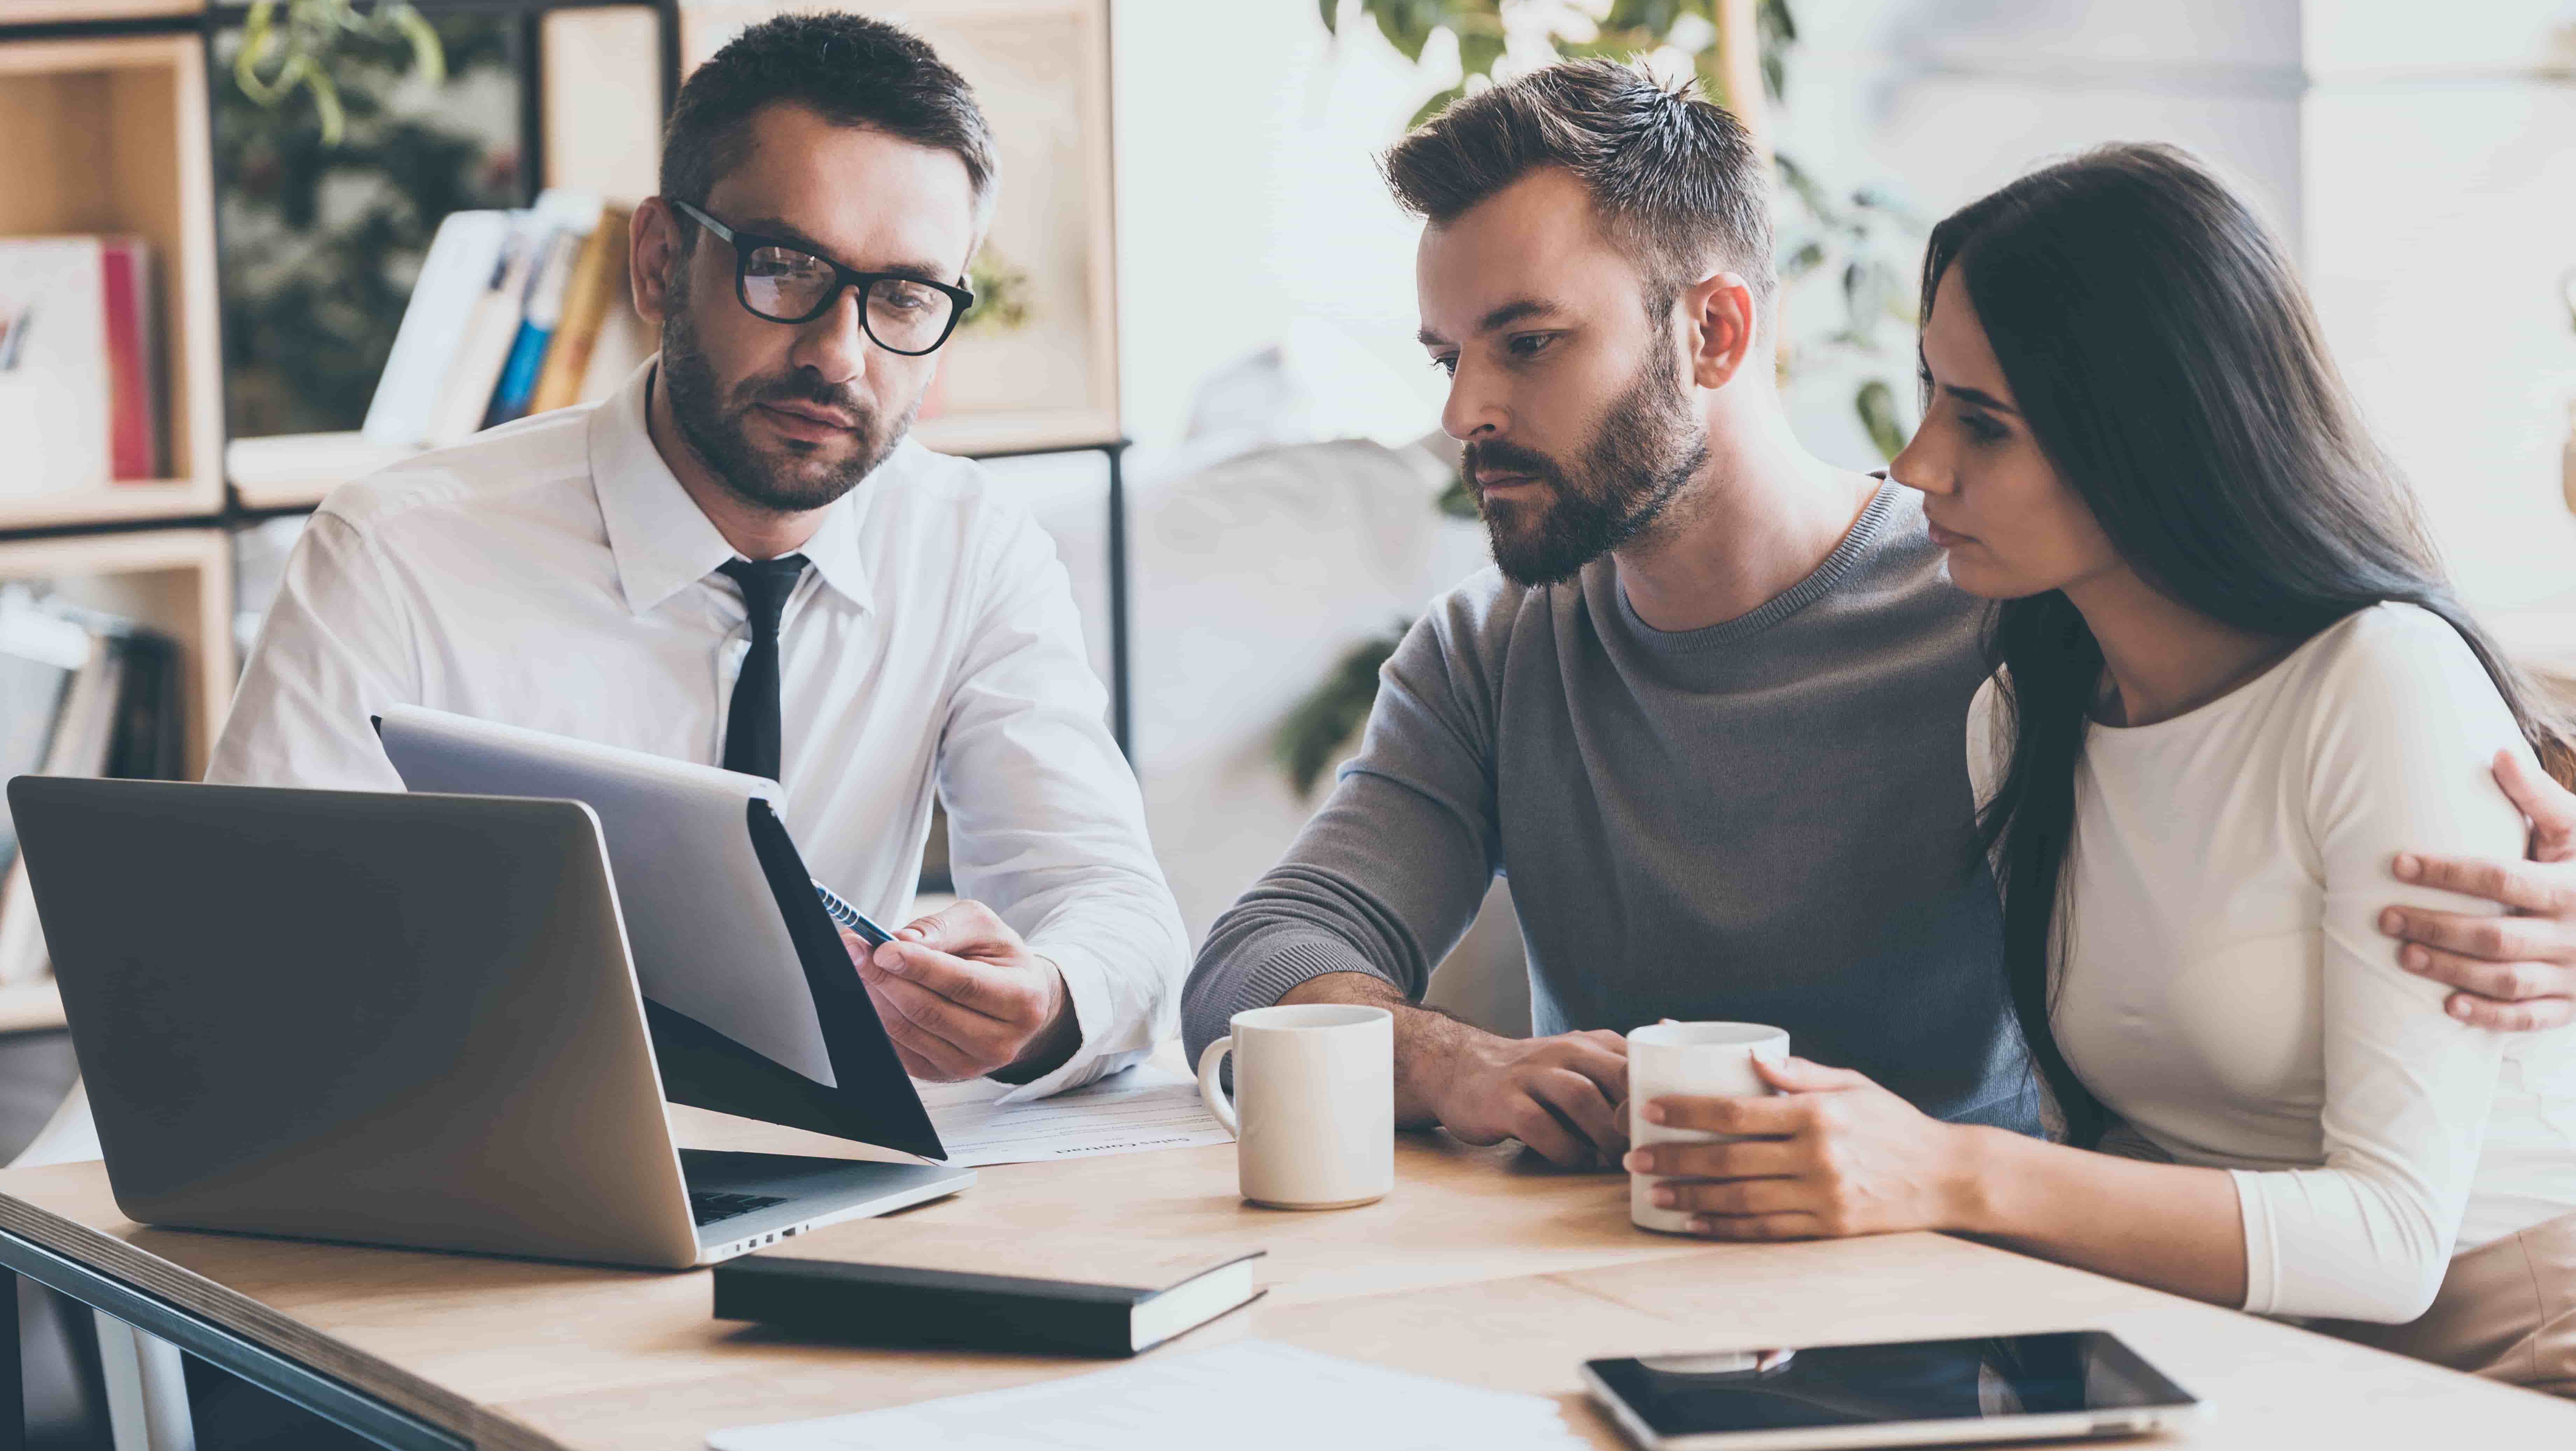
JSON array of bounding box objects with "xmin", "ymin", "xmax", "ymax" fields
[{"xmin": 1182, "ymin": 61, "xmax": 2576, "ymax": 1172}]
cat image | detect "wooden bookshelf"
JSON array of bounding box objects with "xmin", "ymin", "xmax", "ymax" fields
[
  {"xmin": 0, "ymin": 527, "xmax": 234, "ymax": 778},
  {"xmin": 3, "ymin": 0, "xmax": 1132, "ymax": 753},
  {"xmin": 0, "ymin": 30, "xmax": 223, "ymax": 530},
  {"xmin": 0, "ymin": 1, "xmax": 203, "ymax": 23},
  {"xmin": 227, "ymin": 432, "xmax": 427, "ymax": 512}
]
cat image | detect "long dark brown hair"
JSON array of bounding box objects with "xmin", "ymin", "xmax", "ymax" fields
[{"xmin": 1932, "ymin": 144, "xmax": 2576, "ymax": 1145}]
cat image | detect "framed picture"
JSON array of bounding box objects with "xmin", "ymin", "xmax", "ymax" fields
[{"xmin": 678, "ymin": 0, "xmax": 1121, "ymax": 455}]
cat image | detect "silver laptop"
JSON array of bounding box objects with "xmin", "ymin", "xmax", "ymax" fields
[{"xmin": 5, "ymin": 776, "xmax": 974, "ymax": 1270}]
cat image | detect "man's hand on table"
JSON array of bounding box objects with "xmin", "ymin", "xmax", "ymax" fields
[
  {"xmin": 1280, "ymin": 972, "xmax": 1629, "ymax": 1168},
  {"xmin": 2381, "ymin": 749, "xmax": 2576, "ymax": 1031},
  {"xmin": 1424, "ymin": 1026, "xmax": 1634, "ymax": 1168},
  {"xmin": 846, "ymin": 899, "xmax": 1079, "ymax": 1083}
]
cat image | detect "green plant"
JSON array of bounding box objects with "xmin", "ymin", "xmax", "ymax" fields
[
  {"xmin": 960, "ymin": 249, "xmax": 1036, "ymax": 337},
  {"xmin": 215, "ymin": 14, "xmax": 519, "ymax": 436},
  {"xmin": 1327, "ymin": 0, "xmax": 1794, "ymax": 127},
  {"xmin": 1274, "ymin": 629, "xmax": 1407, "ymax": 796},
  {"xmin": 235, "ymin": 0, "xmax": 446, "ymax": 147},
  {"xmin": 1774, "ymin": 158, "xmax": 1922, "ymax": 459}
]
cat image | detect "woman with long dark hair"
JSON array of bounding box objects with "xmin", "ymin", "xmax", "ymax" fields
[{"xmin": 1623, "ymin": 144, "xmax": 2576, "ymax": 1390}]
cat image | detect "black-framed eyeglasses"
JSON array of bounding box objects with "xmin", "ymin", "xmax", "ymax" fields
[{"xmin": 671, "ymin": 199, "xmax": 976, "ymax": 356}]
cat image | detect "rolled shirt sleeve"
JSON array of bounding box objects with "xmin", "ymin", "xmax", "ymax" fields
[{"xmin": 936, "ymin": 510, "xmax": 1188, "ymax": 1103}]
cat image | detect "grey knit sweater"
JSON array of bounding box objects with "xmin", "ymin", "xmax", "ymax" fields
[{"xmin": 1183, "ymin": 482, "xmax": 2039, "ymax": 1131}]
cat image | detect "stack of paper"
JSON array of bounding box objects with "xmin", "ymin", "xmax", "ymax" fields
[
  {"xmin": 707, "ymin": 1340, "xmax": 1589, "ymax": 1450},
  {"xmin": 915, "ymin": 1062, "xmax": 1232, "ymax": 1168}
]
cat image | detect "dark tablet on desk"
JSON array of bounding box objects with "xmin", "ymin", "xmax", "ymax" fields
[{"xmin": 1583, "ymin": 1330, "xmax": 2202, "ymax": 1450}]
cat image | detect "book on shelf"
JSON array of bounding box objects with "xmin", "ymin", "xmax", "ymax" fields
[
  {"xmin": 0, "ymin": 236, "xmax": 164, "ymax": 496},
  {"xmin": 245, "ymin": 192, "xmax": 638, "ymax": 499},
  {"xmin": 365, "ymin": 190, "xmax": 621, "ymax": 451},
  {"xmin": 528, "ymin": 205, "xmax": 633, "ymax": 416},
  {"xmin": 362, "ymin": 210, "xmax": 511, "ymax": 448},
  {"xmin": 0, "ymin": 588, "xmax": 188, "ymax": 987},
  {"xmin": 99, "ymin": 240, "xmax": 163, "ymax": 481},
  {"xmin": 484, "ymin": 228, "xmax": 580, "ymax": 429},
  {"xmin": 428, "ymin": 222, "xmax": 544, "ymax": 448},
  {"xmin": 0, "ymin": 597, "xmax": 92, "ymax": 880}
]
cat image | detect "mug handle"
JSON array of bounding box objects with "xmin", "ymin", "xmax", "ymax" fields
[{"xmin": 1195, "ymin": 1036, "xmax": 1240, "ymax": 1138}]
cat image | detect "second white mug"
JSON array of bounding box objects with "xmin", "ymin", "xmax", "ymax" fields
[
  {"xmin": 1626, "ymin": 1021, "xmax": 1790, "ymax": 1235},
  {"xmin": 1196, "ymin": 1003, "xmax": 1393, "ymax": 1210}
]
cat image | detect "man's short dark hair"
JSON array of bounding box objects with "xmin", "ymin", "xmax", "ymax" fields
[
  {"xmin": 1383, "ymin": 59, "xmax": 1773, "ymax": 317},
  {"xmin": 660, "ymin": 13, "xmax": 997, "ymax": 231}
]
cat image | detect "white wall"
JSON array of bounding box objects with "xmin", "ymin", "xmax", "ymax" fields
[
  {"xmin": 1108, "ymin": 3, "xmax": 1480, "ymax": 976},
  {"xmin": 1756, "ymin": 0, "xmax": 2576, "ymax": 601},
  {"xmin": 1770, "ymin": 0, "xmax": 2306, "ymax": 467},
  {"xmin": 2301, "ymin": 0, "xmax": 2576, "ymax": 612},
  {"xmin": 1108, "ymin": 0, "xmax": 1450, "ymax": 453}
]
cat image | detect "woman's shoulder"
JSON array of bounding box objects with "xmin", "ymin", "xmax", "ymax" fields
[
  {"xmin": 2282, "ymin": 603, "xmax": 2528, "ymax": 794},
  {"xmin": 2293, "ymin": 601, "xmax": 2499, "ymax": 709}
]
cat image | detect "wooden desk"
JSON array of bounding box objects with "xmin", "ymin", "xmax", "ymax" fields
[{"xmin": 0, "ymin": 1122, "xmax": 2568, "ymax": 1450}]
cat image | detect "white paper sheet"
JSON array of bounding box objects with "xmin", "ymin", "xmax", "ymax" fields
[
  {"xmin": 916, "ymin": 1062, "xmax": 1232, "ymax": 1167},
  {"xmin": 705, "ymin": 1340, "xmax": 1589, "ymax": 1451}
]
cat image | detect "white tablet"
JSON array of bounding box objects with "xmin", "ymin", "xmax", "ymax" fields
[
  {"xmin": 1582, "ymin": 1331, "xmax": 2202, "ymax": 1450},
  {"xmin": 376, "ymin": 705, "xmax": 942, "ymax": 1160}
]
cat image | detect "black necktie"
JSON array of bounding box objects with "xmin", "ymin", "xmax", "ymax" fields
[{"xmin": 718, "ymin": 555, "xmax": 809, "ymax": 782}]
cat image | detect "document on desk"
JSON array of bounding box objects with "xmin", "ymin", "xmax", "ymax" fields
[
  {"xmin": 913, "ymin": 1062, "xmax": 1232, "ymax": 1168},
  {"xmin": 706, "ymin": 1339, "xmax": 1589, "ymax": 1450}
]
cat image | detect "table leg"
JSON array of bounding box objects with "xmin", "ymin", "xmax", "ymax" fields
[
  {"xmin": 0, "ymin": 1227, "xmax": 458, "ymax": 1451},
  {"xmin": 1, "ymin": 1271, "xmax": 22, "ymax": 1451}
]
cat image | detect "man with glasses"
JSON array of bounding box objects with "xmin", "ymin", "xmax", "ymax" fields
[{"xmin": 211, "ymin": 13, "xmax": 1186, "ymax": 1098}]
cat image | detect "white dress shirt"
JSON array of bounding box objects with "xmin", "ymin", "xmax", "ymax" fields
[
  {"xmin": 210, "ymin": 358, "xmax": 1186, "ymax": 1101},
  {"xmin": 1969, "ymin": 604, "xmax": 2576, "ymax": 1322}
]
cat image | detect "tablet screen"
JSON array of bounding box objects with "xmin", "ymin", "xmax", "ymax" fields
[{"xmin": 1588, "ymin": 1331, "xmax": 2193, "ymax": 1438}]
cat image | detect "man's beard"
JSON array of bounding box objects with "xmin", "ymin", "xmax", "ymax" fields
[
  {"xmin": 658, "ymin": 283, "xmax": 913, "ymax": 513},
  {"xmin": 1465, "ymin": 336, "xmax": 1707, "ymax": 588}
]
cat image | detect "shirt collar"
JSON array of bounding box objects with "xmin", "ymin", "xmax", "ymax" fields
[{"xmin": 588, "ymin": 357, "xmax": 877, "ymax": 618}]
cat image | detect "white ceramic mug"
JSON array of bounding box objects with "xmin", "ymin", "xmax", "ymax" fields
[
  {"xmin": 1626, "ymin": 1021, "xmax": 1790, "ymax": 1234},
  {"xmin": 1196, "ymin": 1004, "xmax": 1394, "ymax": 1209}
]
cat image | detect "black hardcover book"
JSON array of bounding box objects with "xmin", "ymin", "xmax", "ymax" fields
[{"xmin": 713, "ymin": 1236, "xmax": 1265, "ymax": 1358}]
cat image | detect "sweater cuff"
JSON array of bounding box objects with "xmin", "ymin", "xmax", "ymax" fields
[{"xmin": 1183, "ymin": 932, "xmax": 1396, "ymax": 1059}]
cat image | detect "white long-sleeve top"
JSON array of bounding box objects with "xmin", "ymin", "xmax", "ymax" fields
[
  {"xmin": 209, "ymin": 358, "xmax": 1186, "ymax": 1101},
  {"xmin": 1968, "ymin": 603, "xmax": 2576, "ymax": 1322}
]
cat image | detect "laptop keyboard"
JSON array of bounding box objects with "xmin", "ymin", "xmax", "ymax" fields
[{"xmin": 690, "ymin": 1190, "xmax": 788, "ymax": 1228}]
